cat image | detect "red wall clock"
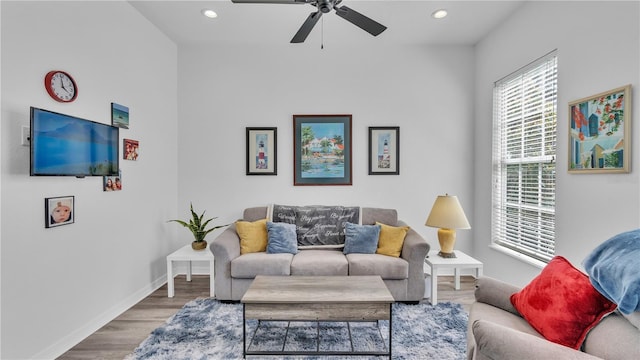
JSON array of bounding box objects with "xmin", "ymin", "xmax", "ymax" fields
[{"xmin": 44, "ymin": 70, "xmax": 77, "ymax": 103}]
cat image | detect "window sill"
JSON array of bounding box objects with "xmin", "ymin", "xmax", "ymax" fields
[{"xmin": 489, "ymin": 244, "xmax": 547, "ymax": 270}]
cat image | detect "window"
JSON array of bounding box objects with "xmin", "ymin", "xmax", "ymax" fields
[{"xmin": 492, "ymin": 51, "xmax": 557, "ymax": 263}]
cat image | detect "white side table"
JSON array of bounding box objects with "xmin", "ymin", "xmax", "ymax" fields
[
  {"xmin": 166, "ymin": 243, "xmax": 215, "ymax": 298},
  {"xmin": 424, "ymin": 249, "xmax": 483, "ymax": 305}
]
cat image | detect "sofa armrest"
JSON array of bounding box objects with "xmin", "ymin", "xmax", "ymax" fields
[
  {"xmin": 475, "ymin": 276, "xmax": 521, "ymax": 316},
  {"xmin": 211, "ymin": 224, "xmax": 241, "ymax": 300},
  {"xmin": 472, "ymin": 320, "xmax": 602, "ymax": 360},
  {"xmin": 398, "ymin": 220, "xmax": 430, "ymax": 301}
]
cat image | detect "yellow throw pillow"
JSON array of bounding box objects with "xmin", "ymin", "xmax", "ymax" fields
[
  {"xmin": 236, "ymin": 218, "xmax": 268, "ymax": 254},
  {"xmin": 375, "ymin": 222, "xmax": 409, "ymax": 257}
]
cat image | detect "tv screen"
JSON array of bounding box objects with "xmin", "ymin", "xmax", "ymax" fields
[{"xmin": 30, "ymin": 107, "xmax": 119, "ymax": 177}]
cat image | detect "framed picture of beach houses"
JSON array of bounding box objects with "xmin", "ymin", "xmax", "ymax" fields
[
  {"xmin": 293, "ymin": 114, "xmax": 352, "ymax": 186},
  {"xmin": 568, "ymin": 85, "xmax": 631, "ymax": 173}
]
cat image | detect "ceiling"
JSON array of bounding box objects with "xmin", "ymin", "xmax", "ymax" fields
[{"xmin": 129, "ymin": 0, "xmax": 526, "ymax": 46}]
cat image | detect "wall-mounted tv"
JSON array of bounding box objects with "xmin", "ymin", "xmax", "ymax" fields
[{"xmin": 30, "ymin": 107, "xmax": 119, "ymax": 177}]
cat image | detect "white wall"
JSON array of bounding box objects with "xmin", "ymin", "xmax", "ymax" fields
[
  {"xmin": 1, "ymin": 2, "xmax": 179, "ymax": 359},
  {"xmin": 473, "ymin": 1, "xmax": 640, "ymax": 286},
  {"xmin": 177, "ymin": 42, "xmax": 477, "ymax": 256}
]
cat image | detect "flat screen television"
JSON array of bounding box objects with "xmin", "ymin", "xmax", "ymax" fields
[{"xmin": 30, "ymin": 107, "xmax": 119, "ymax": 177}]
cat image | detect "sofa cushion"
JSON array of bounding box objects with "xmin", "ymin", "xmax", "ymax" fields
[
  {"xmin": 362, "ymin": 207, "xmax": 398, "ymax": 226},
  {"xmin": 231, "ymin": 252, "xmax": 293, "ymax": 278},
  {"xmin": 236, "ymin": 218, "xmax": 268, "ymax": 254},
  {"xmin": 243, "ymin": 206, "xmax": 268, "ymax": 222},
  {"xmin": 376, "ymin": 222, "xmax": 409, "ymax": 257},
  {"xmin": 510, "ymin": 256, "xmax": 617, "ymax": 350},
  {"xmin": 582, "ymin": 311, "xmax": 640, "ymax": 359},
  {"xmin": 346, "ymin": 253, "xmax": 408, "ymax": 279},
  {"xmin": 290, "ymin": 249, "xmax": 348, "ymax": 276},
  {"xmin": 266, "ymin": 221, "xmax": 298, "ymax": 254},
  {"xmin": 343, "ymin": 223, "xmax": 380, "ymax": 254}
]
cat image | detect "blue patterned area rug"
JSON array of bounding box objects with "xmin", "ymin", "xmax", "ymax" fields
[{"xmin": 125, "ymin": 298, "xmax": 468, "ymax": 360}]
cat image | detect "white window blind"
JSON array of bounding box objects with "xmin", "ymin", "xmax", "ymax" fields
[{"xmin": 492, "ymin": 51, "xmax": 557, "ymax": 263}]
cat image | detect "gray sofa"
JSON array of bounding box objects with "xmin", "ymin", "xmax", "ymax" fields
[
  {"xmin": 467, "ymin": 276, "xmax": 640, "ymax": 360},
  {"xmin": 211, "ymin": 206, "xmax": 430, "ymax": 302}
]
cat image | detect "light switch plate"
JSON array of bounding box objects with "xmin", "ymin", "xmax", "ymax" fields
[{"xmin": 21, "ymin": 126, "xmax": 30, "ymax": 146}]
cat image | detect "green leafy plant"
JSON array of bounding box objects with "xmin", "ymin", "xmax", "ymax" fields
[{"xmin": 168, "ymin": 203, "xmax": 227, "ymax": 242}]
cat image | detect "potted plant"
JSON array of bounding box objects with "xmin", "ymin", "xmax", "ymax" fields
[{"xmin": 169, "ymin": 203, "xmax": 227, "ymax": 250}]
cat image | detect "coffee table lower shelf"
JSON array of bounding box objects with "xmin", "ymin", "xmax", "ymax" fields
[{"xmin": 243, "ymin": 305, "xmax": 392, "ymax": 359}]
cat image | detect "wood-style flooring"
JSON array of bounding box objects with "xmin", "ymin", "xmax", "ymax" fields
[{"xmin": 58, "ymin": 275, "xmax": 476, "ymax": 360}]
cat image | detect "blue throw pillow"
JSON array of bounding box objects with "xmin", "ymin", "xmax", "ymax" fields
[
  {"xmin": 343, "ymin": 222, "xmax": 381, "ymax": 254},
  {"xmin": 266, "ymin": 222, "xmax": 298, "ymax": 254}
]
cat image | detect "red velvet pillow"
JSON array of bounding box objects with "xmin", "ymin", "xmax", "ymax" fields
[{"xmin": 510, "ymin": 256, "xmax": 617, "ymax": 349}]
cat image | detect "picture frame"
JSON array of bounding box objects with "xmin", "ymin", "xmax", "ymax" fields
[
  {"xmin": 111, "ymin": 102, "xmax": 129, "ymax": 129},
  {"xmin": 568, "ymin": 84, "xmax": 631, "ymax": 173},
  {"xmin": 103, "ymin": 170, "xmax": 123, "ymax": 191},
  {"xmin": 246, "ymin": 127, "xmax": 277, "ymax": 175},
  {"xmin": 123, "ymin": 139, "xmax": 139, "ymax": 161},
  {"xmin": 45, "ymin": 195, "xmax": 74, "ymax": 228},
  {"xmin": 293, "ymin": 114, "xmax": 352, "ymax": 186},
  {"xmin": 368, "ymin": 126, "xmax": 400, "ymax": 175}
]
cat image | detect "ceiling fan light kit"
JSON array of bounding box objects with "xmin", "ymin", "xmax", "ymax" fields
[{"xmin": 231, "ymin": 0, "xmax": 387, "ymax": 43}]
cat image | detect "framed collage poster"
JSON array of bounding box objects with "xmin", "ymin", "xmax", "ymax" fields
[
  {"xmin": 368, "ymin": 126, "xmax": 400, "ymax": 175},
  {"xmin": 246, "ymin": 127, "xmax": 277, "ymax": 175},
  {"xmin": 45, "ymin": 195, "xmax": 74, "ymax": 228},
  {"xmin": 293, "ymin": 114, "xmax": 352, "ymax": 186},
  {"xmin": 568, "ymin": 85, "xmax": 631, "ymax": 173}
]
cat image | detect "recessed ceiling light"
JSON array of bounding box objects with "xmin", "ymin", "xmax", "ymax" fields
[
  {"xmin": 201, "ymin": 9, "xmax": 218, "ymax": 19},
  {"xmin": 431, "ymin": 9, "xmax": 448, "ymax": 19}
]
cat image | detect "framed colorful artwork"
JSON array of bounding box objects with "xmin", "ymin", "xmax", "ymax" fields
[
  {"xmin": 368, "ymin": 126, "xmax": 400, "ymax": 175},
  {"xmin": 246, "ymin": 127, "xmax": 277, "ymax": 175},
  {"xmin": 103, "ymin": 170, "xmax": 122, "ymax": 191},
  {"xmin": 45, "ymin": 195, "xmax": 74, "ymax": 228},
  {"xmin": 123, "ymin": 139, "xmax": 139, "ymax": 161},
  {"xmin": 293, "ymin": 114, "xmax": 352, "ymax": 186},
  {"xmin": 568, "ymin": 85, "xmax": 631, "ymax": 173},
  {"xmin": 111, "ymin": 102, "xmax": 129, "ymax": 129}
]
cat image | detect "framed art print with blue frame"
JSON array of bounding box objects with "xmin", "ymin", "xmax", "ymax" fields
[{"xmin": 293, "ymin": 114, "xmax": 352, "ymax": 186}]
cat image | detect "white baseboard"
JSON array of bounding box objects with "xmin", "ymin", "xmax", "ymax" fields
[{"xmin": 33, "ymin": 274, "xmax": 167, "ymax": 360}]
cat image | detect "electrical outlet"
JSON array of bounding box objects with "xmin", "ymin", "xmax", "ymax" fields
[{"xmin": 21, "ymin": 126, "xmax": 30, "ymax": 146}]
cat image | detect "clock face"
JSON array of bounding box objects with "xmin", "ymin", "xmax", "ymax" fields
[{"xmin": 44, "ymin": 71, "xmax": 77, "ymax": 102}]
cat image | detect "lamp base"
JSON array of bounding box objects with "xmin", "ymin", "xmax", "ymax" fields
[
  {"xmin": 438, "ymin": 251, "xmax": 457, "ymax": 258},
  {"xmin": 437, "ymin": 228, "xmax": 457, "ymax": 258}
]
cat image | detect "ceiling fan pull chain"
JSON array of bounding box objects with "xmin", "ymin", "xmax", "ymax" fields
[{"xmin": 321, "ymin": 16, "xmax": 324, "ymax": 49}]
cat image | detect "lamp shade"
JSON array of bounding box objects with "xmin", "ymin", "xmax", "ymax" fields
[{"xmin": 425, "ymin": 194, "xmax": 471, "ymax": 230}]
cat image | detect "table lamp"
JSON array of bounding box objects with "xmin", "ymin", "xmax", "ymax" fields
[{"xmin": 425, "ymin": 194, "xmax": 470, "ymax": 258}]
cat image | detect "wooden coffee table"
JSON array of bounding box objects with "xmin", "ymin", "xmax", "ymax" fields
[{"xmin": 241, "ymin": 275, "xmax": 394, "ymax": 359}]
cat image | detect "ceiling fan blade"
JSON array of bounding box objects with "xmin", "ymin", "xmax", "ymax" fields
[
  {"xmin": 291, "ymin": 11, "xmax": 322, "ymax": 43},
  {"xmin": 231, "ymin": 0, "xmax": 310, "ymax": 4},
  {"xmin": 334, "ymin": 5, "xmax": 386, "ymax": 36}
]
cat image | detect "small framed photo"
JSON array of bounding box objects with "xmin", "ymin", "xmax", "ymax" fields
[
  {"xmin": 123, "ymin": 139, "xmax": 139, "ymax": 161},
  {"xmin": 103, "ymin": 170, "xmax": 122, "ymax": 191},
  {"xmin": 568, "ymin": 85, "xmax": 631, "ymax": 173},
  {"xmin": 45, "ymin": 196, "xmax": 74, "ymax": 228},
  {"xmin": 246, "ymin": 127, "xmax": 277, "ymax": 175},
  {"xmin": 111, "ymin": 103, "xmax": 129, "ymax": 129},
  {"xmin": 369, "ymin": 126, "xmax": 400, "ymax": 175},
  {"xmin": 293, "ymin": 114, "xmax": 352, "ymax": 186}
]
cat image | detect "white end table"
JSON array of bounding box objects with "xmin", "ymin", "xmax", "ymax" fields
[
  {"xmin": 424, "ymin": 249, "xmax": 483, "ymax": 305},
  {"xmin": 166, "ymin": 243, "xmax": 215, "ymax": 298}
]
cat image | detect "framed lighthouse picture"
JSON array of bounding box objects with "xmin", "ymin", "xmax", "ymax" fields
[
  {"xmin": 368, "ymin": 126, "xmax": 399, "ymax": 175},
  {"xmin": 246, "ymin": 127, "xmax": 277, "ymax": 175}
]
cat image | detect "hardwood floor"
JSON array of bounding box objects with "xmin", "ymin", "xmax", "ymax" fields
[{"xmin": 57, "ymin": 275, "xmax": 476, "ymax": 360}]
